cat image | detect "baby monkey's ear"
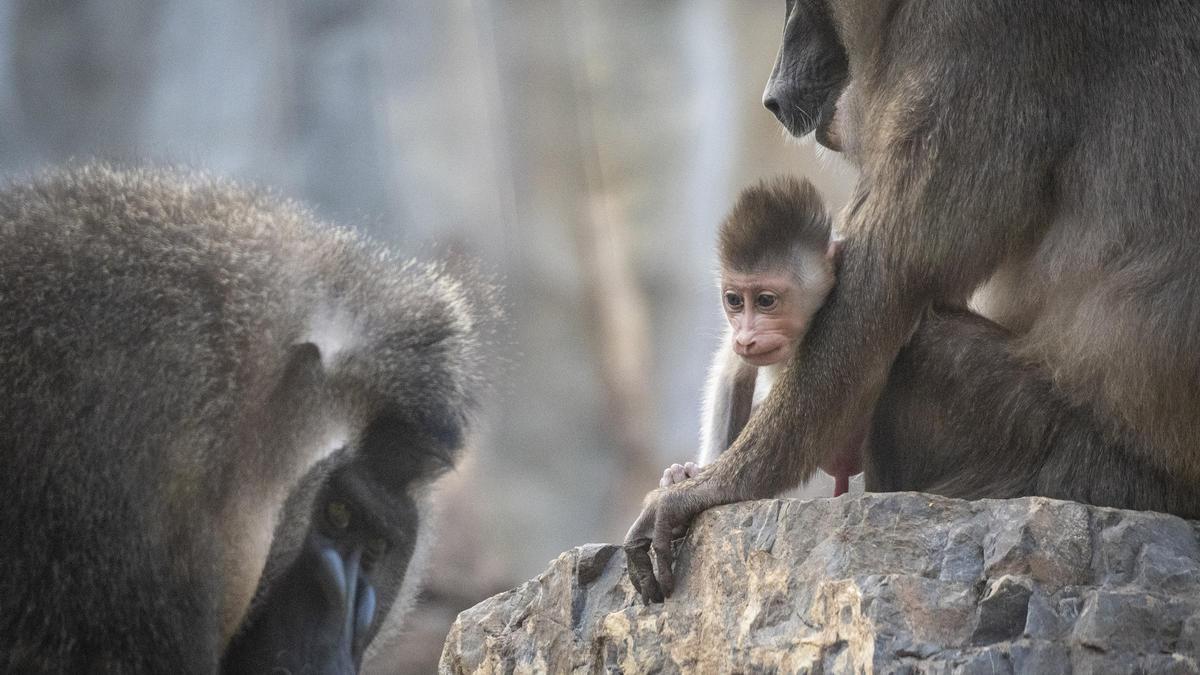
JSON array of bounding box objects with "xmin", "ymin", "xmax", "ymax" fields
[{"xmin": 826, "ymin": 235, "xmax": 844, "ymax": 264}]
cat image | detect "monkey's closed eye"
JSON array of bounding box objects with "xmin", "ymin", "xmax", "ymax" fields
[
  {"xmin": 326, "ymin": 501, "xmax": 351, "ymax": 531},
  {"xmin": 724, "ymin": 292, "xmax": 744, "ymax": 310}
]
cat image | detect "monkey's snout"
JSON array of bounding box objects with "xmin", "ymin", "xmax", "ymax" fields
[
  {"xmin": 763, "ymin": 94, "xmax": 782, "ymax": 119},
  {"xmin": 315, "ymin": 545, "xmax": 378, "ymax": 637},
  {"xmin": 762, "ymin": 87, "xmax": 812, "ymax": 139}
]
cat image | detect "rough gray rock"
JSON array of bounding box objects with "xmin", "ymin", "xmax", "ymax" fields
[{"xmin": 439, "ymin": 493, "xmax": 1200, "ymax": 674}]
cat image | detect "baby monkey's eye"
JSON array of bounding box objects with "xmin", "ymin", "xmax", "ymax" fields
[
  {"xmin": 755, "ymin": 293, "xmax": 778, "ymax": 310},
  {"xmin": 724, "ymin": 292, "xmax": 744, "ymax": 310}
]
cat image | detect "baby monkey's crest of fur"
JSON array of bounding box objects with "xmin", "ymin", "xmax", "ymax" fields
[{"xmin": 718, "ymin": 176, "xmax": 832, "ymax": 273}]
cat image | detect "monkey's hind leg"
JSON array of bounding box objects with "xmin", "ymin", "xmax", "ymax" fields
[{"xmin": 868, "ymin": 308, "xmax": 1200, "ymax": 518}]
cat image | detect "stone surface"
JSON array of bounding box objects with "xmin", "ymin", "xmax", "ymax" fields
[{"xmin": 439, "ymin": 493, "xmax": 1200, "ymax": 674}]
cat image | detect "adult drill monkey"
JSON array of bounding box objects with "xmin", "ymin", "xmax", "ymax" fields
[
  {"xmin": 0, "ymin": 164, "xmax": 492, "ymax": 672},
  {"xmin": 626, "ymin": 0, "xmax": 1200, "ymax": 603},
  {"xmin": 658, "ymin": 177, "xmax": 864, "ymax": 497}
]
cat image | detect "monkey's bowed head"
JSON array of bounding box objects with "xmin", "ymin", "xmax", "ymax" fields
[{"xmin": 0, "ymin": 164, "xmax": 495, "ymax": 673}]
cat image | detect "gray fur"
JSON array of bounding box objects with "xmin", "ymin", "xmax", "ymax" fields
[{"xmin": 0, "ymin": 164, "xmax": 493, "ymax": 671}]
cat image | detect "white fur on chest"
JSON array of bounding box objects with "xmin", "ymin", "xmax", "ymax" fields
[{"xmin": 751, "ymin": 363, "xmax": 783, "ymax": 410}]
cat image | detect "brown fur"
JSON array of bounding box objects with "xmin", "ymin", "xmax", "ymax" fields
[
  {"xmin": 718, "ymin": 176, "xmax": 832, "ymax": 274},
  {"xmin": 627, "ymin": 0, "xmax": 1200, "ymax": 603},
  {"xmin": 696, "ymin": 177, "xmax": 837, "ymax": 468}
]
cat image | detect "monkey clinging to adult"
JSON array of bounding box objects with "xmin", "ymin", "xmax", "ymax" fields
[
  {"xmin": 658, "ymin": 176, "xmax": 864, "ymax": 497},
  {"xmin": 627, "ymin": 0, "xmax": 1200, "ymax": 604},
  {"xmin": 0, "ymin": 164, "xmax": 493, "ymax": 673}
]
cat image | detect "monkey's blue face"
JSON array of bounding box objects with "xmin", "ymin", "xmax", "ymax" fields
[
  {"xmin": 222, "ymin": 415, "xmax": 436, "ymax": 674},
  {"xmin": 763, "ymin": 0, "xmax": 848, "ymax": 150}
]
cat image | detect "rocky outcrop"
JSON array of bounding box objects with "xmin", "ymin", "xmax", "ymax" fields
[{"xmin": 439, "ymin": 493, "xmax": 1200, "ymax": 674}]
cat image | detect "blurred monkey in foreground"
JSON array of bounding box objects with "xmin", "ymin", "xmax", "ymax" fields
[
  {"xmin": 659, "ymin": 177, "xmax": 863, "ymax": 497},
  {"xmin": 0, "ymin": 164, "xmax": 494, "ymax": 673}
]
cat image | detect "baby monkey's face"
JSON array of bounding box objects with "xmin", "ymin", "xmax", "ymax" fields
[
  {"xmin": 722, "ymin": 247, "xmax": 836, "ymax": 368},
  {"xmin": 722, "ymin": 270, "xmax": 813, "ymax": 368}
]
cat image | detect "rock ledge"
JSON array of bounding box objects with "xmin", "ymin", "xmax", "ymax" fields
[{"xmin": 440, "ymin": 493, "xmax": 1200, "ymax": 673}]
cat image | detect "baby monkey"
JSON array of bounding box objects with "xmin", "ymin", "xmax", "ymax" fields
[{"xmin": 661, "ymin": 176, "xmax": 863, "ymax": 496}]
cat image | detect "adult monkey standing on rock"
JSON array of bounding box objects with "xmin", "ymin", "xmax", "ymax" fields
[{"xmin": 626, "ymin": 0, "xmax": 1200, "ymax": 603}]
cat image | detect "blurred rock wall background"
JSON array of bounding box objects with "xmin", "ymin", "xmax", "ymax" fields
[{"xmin": 0, "ymin": 1, "xmax": 855, "ymax": 671}]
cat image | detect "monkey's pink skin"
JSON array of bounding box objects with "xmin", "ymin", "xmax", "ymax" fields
[
  {"xmin": 833, "ymin": 473, "xmax": 850, "ymax": 497},
  {"xmin": 821, "ymin": 424, "xmax": 866, "ymax": 497}
]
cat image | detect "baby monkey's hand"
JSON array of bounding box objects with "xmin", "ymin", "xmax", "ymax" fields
[{"xmin": 659, "ymin": 462, "xmax": 700, "ymax": 488}]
